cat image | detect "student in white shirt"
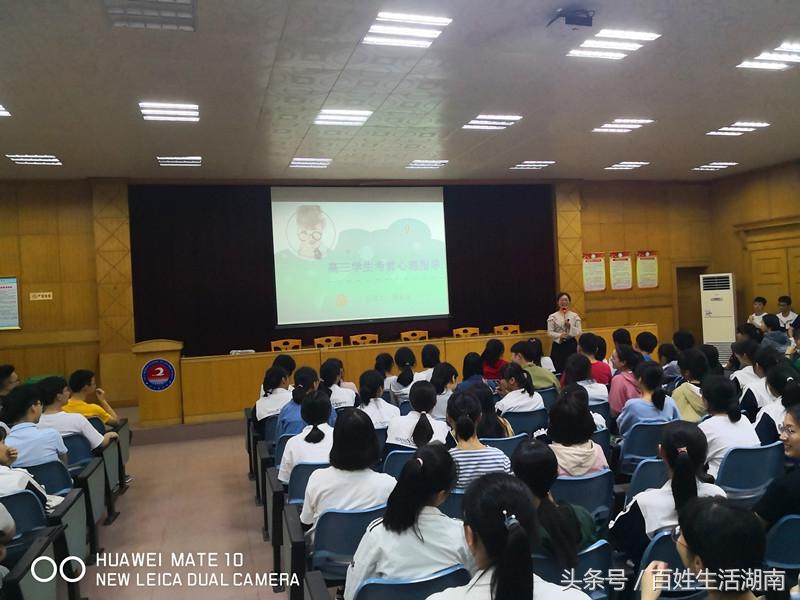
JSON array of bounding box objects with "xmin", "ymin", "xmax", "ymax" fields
[
  {"xmin": 255, "ymin": 366, "xmax": 293, "ymax": 421},
  {"xmin": 494, "ymin": 363, "xmax": 544, "ymax": 415},
  {"xmin": 320, "ymin": 359, "xmax": 357, "ymax": 411},
  {"xmin": 0, "ymin": 427, "xmax": 63, "ymax": 512},
  {"xmin": 427, "ymin": 473, "xmax": 590, "ymax": 600},
  {"xmin": 697, "ymin": 375, "xmax": 759, "ymax": 478},
  {"xmin": 728, "ymin": 339, "xmax": 760, "ymax": 399},
  {"xmin": 776, "ymin": 295, "xmax": 798, "ymax": 330},
  {"xmin": 374, "ymin": 353, "xmax": 395, "ymax": 392},
  {"xmin": 358, "ymin": 370, "xmax": 400, "ymax": 429},
  {"xmin": 562, "ymin": 353, "xmax": 609, "ymax": 403},
  {"xmin": 300, "ymin": 408, "xmax": 396, "ymax": 542},
  {"xmin": 385, "ymin": 347, "xmax": 417, "ymax": 404},
  {"xmin": 414, "ymin": 345, "xmax": 441, "ymax": 382},
  {"xmin": 37, "ymin": 376, "xmax": 117, "ymax": 450},
  {"xmin": 278, "ymin": 391, "xmax": 334, "ymax": 483},
  {"xmin": 747, "ymin": 296, "xmax": 768, "ymax": 329},
  {"xmin": 345, "ymin": 442, "xmax": 471, "ymax": 600},
  {"xmin": 740, "ymin": 346, "xmax": 781, "ymax": 422},
  {"xmin": 258, "ymin": 354, "xmax": 296, "ymax": 400},
  {"xmin": 755, "ymin": 366, "xmax": 800, "ymax": 445},
  {"xmin": 386, "ymin": 381, "xmax": 451, "ymax": 448},
  {"xmin": 431, "ymin": 362, "xmax": 458, "ymax": 419}
]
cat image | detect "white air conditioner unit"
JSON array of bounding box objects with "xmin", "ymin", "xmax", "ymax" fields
[{"xmin": 700, "ymin": 273, "xmax": 737, "ymax": 364}]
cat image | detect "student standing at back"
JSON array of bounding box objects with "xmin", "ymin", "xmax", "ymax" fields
[
  {"xmin": 776, "ymin": 295, "xmax": 798, "ymax": 330},
  {"xmin": 494, "ymin": 363, "xmax": 544, "ymax": 414},
  {"xmin": 357, "ymin": 369, "xmax": 400, "ymax": 429},
  {"xmin": 386, "ymin": 381, "xmax": 451, "ymax": 448},
  {"xmin": 747, "ymin": 296, "xmax": 768, "ymax": 329},
  {"xmin": 414, "ymin": 345, "xmax": 441, "ymax": 382}
]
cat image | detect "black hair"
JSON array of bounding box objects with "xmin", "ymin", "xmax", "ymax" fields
[
  {"xmin": 500, "ymin": 362, "xmax": 534, "ymax": 395},
  {"xmin": 511, "ymin": 440, "xmax": 581, "ymax": 568},
  {"xmin": 731, "ymin": 339, "xmax": 759, "ymax": 362},
  {"xmin": 678, "ymin": 497, "xmax": 765, "ymax": 574},
  {"xmin": 612, "ymin": 328, "xmax": 632, "ymax": 347},
  {"xmin": 635, "ymin": 331, "xmax": 658, "ymax": 353},
  {"xmin": 37, "ymin": 376, "xmax": 68, "ymax": 408},
  {"xmin": 394, "ymin": 347, "xmax": 417, "ymax": 387},
  {"xmin": 474, "ymin": 383, "xmax": 508, "ymax": 439},
  {"xmin": 319, "ymin": 358, "xmax": 342, "ymax": 391},
  {"xmin": 291, "ymin": 366, "xmax": 318, "ymax": 405},
  {"xmin": 556, "ymin": 291, "xmax": 571, "ymax": 303},
  {"xmin": 595, "ymin": 336, "xmax": 608, "ymax": 361},
  {"xmin": 431, "ymin": 362, "xmax": 458, "ymax": 395},
  {"xmin": 762, "ymin": 313, "xmax": 780, "ymax": 331},
  {"xmin": 615, "ymin": 344, "xmax": 643, "ymax": 372},
  {"xmin": 446, "ymin": 390, "xmax": 481, "ymax": 441},
  {"xmin": 754, "ymin": 345, "xmax": 782, "ymax": 376},
  {"xmin": 374, "ymin": 352, "xmax": 394, "ymax": 377},
  {"xmin": 512, "ymin": 340, "xmax": 544, "ymax": 366},
  {"xmin": 635, "ymin": 362, "xmax": 668, "ymax": 410},
  {"xmin": 563, "ymin": 353, "xmax": 592, "ymax": 385},
  {"xmin": 736, "ymin": 322, "xmax": 762, "ymax": 343},
  {"xmin": 578, "ymin": 333, "xmax": 598, "ymax": 356},
  {"xmin": 786, "ymin": 403, "xmax": 800, "ymax": 430},
  {"xmin": 778, "ymin": 295, "xmax": 792, "ymax": 306},
  {"xmin": 672, "ymin": 330, "xmax": 696, "ymax": 352},
  {"xmin": 330, "ymin": 408, "xmax": 379, "ymax": 470},
  {"xmin": 68, "ymin": 369, "xmax": 94, "ymax": 393},
  {"xmin": 481, "ymin": 339, "xmax": 505, "ymax": 366},
  {"xmin": 409, "ymin": 381, "xmax": 436, "ymax": 447},
  {"xmin": 753, "ymin": 296, "xmax": 767, "ymax": 305},
  {"xmin": 300, "ymin": 390, "xmax": 332, "ymax": 443},
  {"xmin": 462, "ymin": 352, "xmax": 484, "ymax": 380},
  {"xmin": 272, "ymin": 354, "xmax": 296, "ymax": 377},
  {"xmin": 463, "ymin": 474, "xmax": 536, "ymax": 600},
  {"xmin": 0, "ymin": 365, "xmax": 15, "ymax": 387},
  {"xmin": 766, "ymin": 365, "xmax": 800, "ymax": 409},
  {"xmin": 661, "ymin": 421, "xmax": 711, "ymax": 511},
  {"xmin": 700, "ymin": 344, "xmax": 723, "ymax": 376},
  {"xmin": 421, "ymin": 344, "xmax": 441, "ymax": 369},
  {"xmin": 263, "ymin": 366, "xmax": 288, "ymax": 396},
  {"xmin": 358, "ymin": 370, "xmax": 384, "ymax": 406},
  {"xmin": 658, "ymin": 343, "xmax": 679, "ymax": 364},
  {"xmin": 548, "ymin": 385, "xmax": 595, "ymax": 445},
  {"xmin": 701, "ymin": 374, "xmax": 741, "ymax": 422},
  {"xmin": 383, "ymin": 443, "xmax": 457, "ymax": 535},
  {"xmin": 0, "ymin": 384, "xmax": 42, "ymax": 425},
  {"xmin": 677, "ymin": 348, "xmax": 709, "ymax": 382}
]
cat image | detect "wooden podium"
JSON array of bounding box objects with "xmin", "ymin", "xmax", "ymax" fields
[{"xmin": 132, "ymin": 339, "xmax": 184, "ymax": 426}]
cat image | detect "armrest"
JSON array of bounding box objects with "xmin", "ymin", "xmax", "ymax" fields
[
  {"xmin": 304, "ymin": 571, "xmax": 329, "ymax": 600},
  {"xmin": 282, "ymin": 504, "xmax": 306, "ymax": 600},
  {"xmin": 48, "ymin": 488, "xmax": 82, "ymax": 523},
  {"xmin": 266, "ymin": 467, "xmax": 285, "ymax": 570}
]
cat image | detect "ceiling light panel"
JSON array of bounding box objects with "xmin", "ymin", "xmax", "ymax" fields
[
  {"xmin": 362, "ymin": 12, "xmax": 451, "ymax": 49},
  {"xmin": 314, "ymin": 108, "xmax": 372, "ymax": 126},
  {"xmin": 776, "ymin": 42, "xmax": 800, "ymax": 52},
  {"xmin": 605, "ymin": 161, "xmax": 649, "ymax": 170},
  {"xmin": 692, "ymin": 162, "xmax": 738, "ymax": 172},
  {"xmin": 6, "ymin": 154, "xmax": 62, "ymax": 165},
  {"xmin": 738, "ymin": 39, "xmax": 800, "ymax": 71},
  {"xmin": 707, "ymin": 120, "xmax": 769, "ymax": 136},
  {"xmin": 593, "ymin": 117, "xmax": 655, "ymax": 134},
  {"xmin": 463, "ymin": 114, "xmax": 523, "ymax": 130},
  {"xmin": 595, "ymin": 29, "xmax": 661, "ymax": 41},
  {"xmin": 290, "ymin": 158, "xmax": 332, "ymax": 169},
  {"xmin": 510, "ymin": 160, "xmax": 555, "ymax": 170},
  {"xmin": 406, "ymin": 159, "xmax": 448, "ymax": 169},
  {"xmin": 0, "ymin": 104, "xmax": 9, "ymax": 117},
  {"xmin": 157, "ymin": 155, "xmax": 201, "ymax": 167},
  {"xmin": 103, "ymin": 0, "xmax": 196, "ymax": 32},
  {"xmin": 567, "ymin": 49, "xmax": 626, "ymax": 60},
  {"xmin": 569, "ymin": 28, "xmax": 660, "ymax": 60},
  {"xmin": 581, "ymin": 40, "xmax": 643, "ymax": 51},
  {"xmin": 139, "ymin": 101, "xmax": 199, "ymax": 122}
]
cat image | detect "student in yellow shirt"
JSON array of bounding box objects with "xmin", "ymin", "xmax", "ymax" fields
[{"xmin": 64, "ymin": 370, "xmax": 120, "ymax": 427}]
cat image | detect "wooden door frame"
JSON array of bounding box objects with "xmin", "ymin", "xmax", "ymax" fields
[{"xmin": 672, "ymin": 261, "xmax": 710, "ymax": 334}]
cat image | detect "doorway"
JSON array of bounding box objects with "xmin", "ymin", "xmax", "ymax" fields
[{"xmin": 675, "ymin": 266, "xmax": 708, "ymax": 341}]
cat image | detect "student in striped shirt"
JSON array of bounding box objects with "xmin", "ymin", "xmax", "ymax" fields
[{"xmin": 446, "ymin": 390, "xmax": 510, "ymax": 489}]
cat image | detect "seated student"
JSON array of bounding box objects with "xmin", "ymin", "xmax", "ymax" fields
[
  {"xmin": 1, "ymin": 385, "xmax": 67, "ymax": 468},
  {"xmin": 737, "ymin": 321, "xmax": 763, "ymax": 343},
  {"xmin": 257, "ymin": 354, "xmax": 296, "ymax": 401},
  {"xmin": 414, "ymin": 345, "xmax": 441, "ymax": 382},
  {"xmin": 427, "ymin": 473, "xmax": 591, "ymax": 600},
  {"xmin": 697, "ymin": 375, "xmax": 759, "ymax": 478},
  {"xmin": 320, "ymin": 358, "xmax": 357, "ymax": 411},
  {"xmin": 548, "ymin": 385, "xmax": 608, "ymax": 476},
  {"xmin": 760, "ymin": 313, "xmax": 792, "ymax": 354},
  {"xmin": 609, "ymin": 345, "xmax": 643, "ymax": 416},
  {"xmin": 510, "ymin": 340, "xmax": 560, "ymax": 391},
  {"xmin": 63, "ymin": 369, "xmax": 120, "ymax": 426},
  {"xmin": 577, "ymin": 333, "xmax": 612, "ymax": 385},
  {"xmin": 635, "ymin": 331, "xmax": 658, "ymax": 362},
  {"xmin": 728, "ymin": 339, "xmax": 760, "ymax": 399},
  {"xmin": 700, "ymin": 344, "xmax": 724, "ymax": 376},
  {"xmin": 672, "ymin": 329, "xmax": 695, "ymax": 352},
  {"xmin": 755, "ymin": 365, "xmax": 800, "ymax": 444},
  {"xmin": 357, "ymin": 369, "xmax": 400, "ymax": 429},
  {"xmin": 374, "ymin": 352, "xmax": 395, "ymax": 391},
  {"xmin": 431, "ymin": 362, "xmax": 458, "ymax": 419},
  {"xmin": 747, "ymin": 296, "xmax": 768, "ymax": 329},
  {"xmin": 512, "ymin": 440, "xmax": 598, "ymax": 568},
  {"xmin": 37, "ymin": 376, "xmax": 118, "ymax": 450},
  {"xmin": 276, "ymin": 367, "xmax": 335, "ymax": 440},
  {"xmin": 613, "ymin": 327, "xmax": 633, "ymax": 350},
  {"xmin": 474, "ymin": 383, "xmax": 514, "ymax": 438},
  {"xmin": 447, "ymin": 391, "xmax": 511, "ymax": 489},
  {"xmin": 562, "ymin": 353, "xmax": 609, "ymax": 403},
  {"xmin": 456, "ymin": 352, "xmax": 485, "ymax": 392},
  {"xmin": 0, "ymin": 503, "xmax": 14, "ymax": 582},
  {"xmin": 617, "ymin": 363, "xmax": 681, "ymax": 439},
  {"xmin": 754, "ymin": 402, "xmax": 800, "ymax": 529},
  {"xmin": 386, "ymin": 381, "xmax": 451, "ymax": 448},
  {"xmin": 255, "ymin": 366, "xmax": 291, "ymax": 421},
  {"xmin": 609, "ymin": 421, "xmax": 725, "ymax": 565},
  {"xmin": 671, "ymin": 349, "xmax": 708, "ymax": 423},
  {"xmin": 278, "ymin": 390, "xmax": 335, "ymax": 483},
  {"xmin": 494, "ymin": 363, "xmax": 544, "ymax": 414},
  {"xmin": 300, "ymin": 409, "xmax": 396, "ymax": 541},
  {"xmin": 0, "ymin": 365, "xmax": 20, "ymax": 407},
  {"xmin": 385, "ymin": 347, "xmax": 417, "ymax": 404},
  {"xmin": 344, "ymin": 443, "xmax": 471, "ymax": 600},
  {"xmin": 481, "ymin": 339, "xmax": 509, "ymax": 381},
  {"xmin": 658, "ymin": 343, "xmax": 681, "ymax": 380},
  {"xmin": 0, "ymin": 427, "xmax": 63, "ymax": 512},
  {"xmin": 739, "ymin": 346, "xmax": 781, "ymax": 422},
  {"xmin": 776, "ymin": 295, "xmax": 798, "ymax": 330}
]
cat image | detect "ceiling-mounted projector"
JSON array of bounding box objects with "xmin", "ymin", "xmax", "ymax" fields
[{"xmin": 547, "ymin": 8, "xmax": 595, "ymax": 28}]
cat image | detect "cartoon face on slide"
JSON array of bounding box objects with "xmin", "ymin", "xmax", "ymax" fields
[{"xmin": 295, "ymin": 205, "xmax": 328, "ymax": 259}]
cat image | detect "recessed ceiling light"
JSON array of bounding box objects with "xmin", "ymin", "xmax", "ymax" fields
[
  {"xmin": 593, "ymin": 128, "xmax": 631, "ymax": 133},
  {"xmin": 593, "ymin": 117, "xmax": 654, "ymax": 134},
  {"xmin": 463, "ymin": 124, "xmax": 506, "ymax": 130},
  {"xmin": 581, "ymin": 39, "xmax": 642, "ymax": 51},
  {"xmin": 756, "ymin": 51, "xmax": 800, "ymax": 63},
  {"xmin": 320, "ymin": 109, "xmax": 372, "ymax": 116},
  {"xmin": 719, "ymin": 126, "xmax": 755, "ymax": 132},
  {"xmin": 362, "ymin": 36, "xmax": 432, "ymax": 48},
  {"xmin": 477, "ymin": 114, "xmax": 523, "ymax": 121},
  {"xmin": 0, "ymin": 104, "xmax": 9, "ymax": 117},
  {"xmin": 463, "ymin": 114, "xmax": 523, "ymax": 131},
  {"xmin": 776, "ymin": 42, "xmax": 800, "ymax": 52},
  {"xmin": 606, "ymin": 161, "xmax": 649, "ymax": 170},
  {"xmin": 596, "ymin": 29, "xmax": 661, "ymax": 41},
  {"xmin": 376, "ymin": 12, "xmax": 452, "ymax": 26},
  {"xmin": 364, "ymin": 12, "xmax": 451, "ymax": 48},
  {"xmin": 567, "ymin": 49, "xmax": 626, "ymax": 60},
  {"xmin": 708, "ymin": 162, "xmax": 738, "ymax": 166},
  {"xmin": 315, "ymin": 108, "xmax": 372, "ymax": 126},
  {"xmin": 6, "ymin": 154, "xmax": 62, "ymax": 165},
  {"xmin": 368, "ymin": 25, "xmax": 441, "ymax": 38},
  {"xmin": 706, "ymin": 131, "xmax": 743, "ymax": 136},
  {"xmin": 737, "ymin": 60, "xmax": 789, "ymax": 70},
  {"xmin": 139, "ymin": 101, "xmax": 199, "ymax": 122},
  {"xmin": 510, "ymin": 160, "xmax": 555, "ymax": 170},
  {"xmin": 732, "ymin": 121, "xmax": 770, "ymax": 128},
  {"xmin": 693, "ymin": 162, "xmax": 738, "ymax": 172},
  {"xmin": 290, "ymin": 158, "xmax": 332, "ymax": 169},
  {"xmin": 406, "ymin": 159, "xmax": 448, "ymax": 169},
  {"xmin": 103, "ymin": 0, "xmax": 196, "ymax": 32},
  {"xmin": 602, "ymin": 123, "xmax": 642, "ymax": 129},
  {"xmin": 614, "ymin": 118, "xmax": 654, "ymax": 124},
  {"xmin": 618, "ymin": 161, "xmax": 650, "ymax": 165},
  {"xmin": 157, "ymin": 155, "xmax": 201, "ymax": 167}
]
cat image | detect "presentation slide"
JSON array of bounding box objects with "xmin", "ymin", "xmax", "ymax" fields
[{"xmin": 271, "ymin": 187, "xmax": 450, "ymax": 326}]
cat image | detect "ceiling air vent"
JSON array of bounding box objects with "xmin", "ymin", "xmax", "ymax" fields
[{"xmin": 103, "ymin": 0, "xmax": 197, "ymax": 32}]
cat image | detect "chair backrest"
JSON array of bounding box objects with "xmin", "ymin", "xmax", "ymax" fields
[
  {"xmin": 3, "ymin": 534, "xmax": 58, "ymax": 600},
  {"xmin": 87, "ymin": 416, "xmax": 105, "ymax": 436},
  {"xmin": 272, "ymin": 338, "xmax": 302, "ymax": 351},
  {"xmin": 503, "ymin": 408, "xmax": 548, "ymax": 435},
  {"xmin": 588, "ymin": 401, "xmax": 610, "ymax": 424},
  {"xmin": 400, "ymin": 330, "xmax": 428, "ymax": 342},
  {"xmin": 493, "ymin": 324, "xmax": 520, "ymax": 335},
  {"xmin": 288, "ymin": 463, "xmax": 330, "ymax": 505},
  {"xmin": 452, "ymin": 327, "xmax": 479, "ymax": 338},
  {"xmin": 534, "ymin": 539, "xmax": 612, "ymax": 590},
  {"xmin": 275, "ymin": 434, "xmax": 293, "ymax": 467},
  {"xmin": 311, "ymin": 505, "xmax": 387, "ymax": 576},
  {"xmin": 715, "ymin": 441, "xmax": 785, "ymax": 502},
  {"xmin": 539, "ymin": 387, "xmax": 558, "ymax": 410},
  {"xmin": 314, "ymin": 336, "xmax": 344, "ymax": 349},
  {"xmin": 258, "ymin": 415, "xmax": 279, "ymax": 446},
  {"xmin": 765, "ymin": 514, "xmax": 800, "ymax": 570},
  {"xmin": 383, "ymin": 450, "xmax": 415, "ymax": 478},
  {"xmin": 619, "ymin": 422, "xmax": 666, "ymax": 475},
  {"xmin": 25, "ymin": 461, "xmax": 74, "ymax": 496},
  {"xmin": 354, "ymin": 565, "xmax": 471, "ymax": 600},
  {"xmin": 63, "ymin": 434, "xmax": 93, "ymax": 468},
  {"xmin": 480, "ymin": 433, "xmax": 528, "ymax": 459},
  {"xmin": 0, "ymin": 490, "xmax": 48, "ymax": 536},
  {"xmin": 375, "ymin": 428, "xmax": 388, "ymax": 456},
  {"xmin": 640, "ymin": 532, "xmax": 704, "ymax": 597},
  {"xmin": 438, "ymin": 489, "xmax": 465, "ymax": 519},
  {"xmin": 627, "ymin": 459, "xmax": 668, "ymax": 503},
  {"xmin": 399, "ymin": 400, "xmax": 411, "ymax": 416},
  {"xmin": 550, "ymin": 469, "xmax": 614, "ymax": 528},
  {"xmin": 350, "ymin": 334, "xmax": 379, "ymax": 345},
  {"xmin": 590, "ymin": 427, "xmax": 612, "ymax": 462}
]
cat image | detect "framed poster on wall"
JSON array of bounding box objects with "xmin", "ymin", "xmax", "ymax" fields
[
  {"xmin": 610, "ymin": 252, "xmax": 633, "ymax": 290},
  {"xmin": 583, "ymin": 252, "xmax": 606, "ymax": 292},
  {"xmin": 637, "ymin": 250, "xmax": 659, "ymax": 288},
  {"xmin": 0, "ymin": 277, "xmax": 20, "ymax": 330}
]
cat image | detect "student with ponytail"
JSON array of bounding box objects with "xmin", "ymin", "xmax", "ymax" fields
[
  {"xmin": 610, "ymin": 421, "xmax": 725, "ymax": 565},
  {"xmin": 255, "ymin": 366, "xmax": 291, "ymax": 420},
  {"xmin": 374, "ymin": 353, "xmax": 395, "ymax": 390},
  {"xmin": 319, "ymin": 358, "xmax": 357, "ymax": 410},
  {"xmin": 431, "ymin": 362, "xmax": 458, "ymax": 419},
  {"xmin": 741, "ymin": 346, "xmax": 782, "ymax": 424},
  {"xmin": 386, "ymin": 381, "xmax": 451, "ymax": 448},
  {"xmin": 447, "ymin": 391, "xmax": 510, "ymax": 488},
  {"xmin": 278, "ymin": 390, "xmax": 335, "ymax": 483},
  {"xmin": 344, "ymin": 443, "xmax": 471, "ymax": 600},
  {"xmin": 512, "ymin": 440, "xmax": 597, "ymax": 568},
  {"xmin": 473, "ymin": 383, "xmax": 514, "ymax": 439},
  {"xmin": 385, "ymin": 347, "xmax": 417, "ymax": 404},
  {"xmin": 427, "ymin": 473, "xmax": 590, "ymax": 600},
  {"xmin": 276, "ymin": 366, "xmax": 335, "ymax": 440},
  {"xmin": 495, "ymin": 363, "xmax": 544, "ymax": 414},
  {"xmin": 755, "ymin": 364, "xmax": 800, "ymax": 444},
  {"xmin": 357, "ymin": 369, "xmax": 400, "ymax": 429},
  {"xmin": 698, "ymin": 375, "xmax": 759, "ymax": 477},
  {"xmin": 617, "ymin": 362, "xmax": 681, "ymax": 439},
  {"xmin": 414, "ymin": 344, "xmax": 442, "ymax": 382}
]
